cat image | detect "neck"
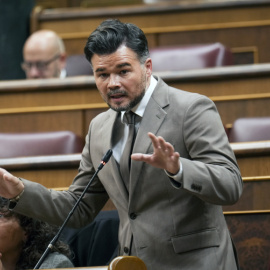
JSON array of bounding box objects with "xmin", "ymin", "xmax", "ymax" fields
[{"xmin": 146, "ymin": 75, "xmax": 152, "ymax": 91}]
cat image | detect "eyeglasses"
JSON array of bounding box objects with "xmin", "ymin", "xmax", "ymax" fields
[{"xmin": 21, "ymin": 54, "xmax": 61, "ymax": 72}]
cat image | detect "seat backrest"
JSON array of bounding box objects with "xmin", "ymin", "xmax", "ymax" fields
[
  {"xmin": 66, "ymin": 54, "xmax": 93, "ymax": 76},
  {"xmin": 150, "ymin": 42, "xmax": 233, "ymax": 72},
  {"xmin": 228, "ymin": 117, "xmax": 270, "ymax": 142},
  {"xmin": 0, "ymin": 131, "xmax": 84, "ymax": 158}
]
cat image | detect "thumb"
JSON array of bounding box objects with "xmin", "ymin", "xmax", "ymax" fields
[
  {"xmin": 3, "ymin": 172, "xmax": 19, "ymax": 185},
  {"xmin": 0, "ymin": 170, "xmax": 24, "ymax": 199}
]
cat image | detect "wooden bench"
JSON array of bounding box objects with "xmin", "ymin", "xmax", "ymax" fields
[
  {"xmin": 0, "ymin": 141, "xmax": 269, "ymax": 212},
  {"xmin": 1, "ymin": 64, "xmax": 270, "ymax": 136},
  {"xmin": 31, "ymin": 0, "xmax": 270, "ymax": 65}
]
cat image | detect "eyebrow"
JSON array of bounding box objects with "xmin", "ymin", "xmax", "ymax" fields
[{"xmin": 95, "ymin": 62, "xmax": 131, "ymax": 73}]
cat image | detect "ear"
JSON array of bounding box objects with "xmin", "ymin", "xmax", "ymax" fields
[
  {"xmin": 59, "ymin": 53, "xmax": 67, "ymax": 70},
  {"xmin": 144, "ymin": 58, "xmax": 152, "ymax": 77}
]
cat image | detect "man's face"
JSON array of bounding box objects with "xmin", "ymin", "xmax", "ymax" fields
[
  {"xmin": 23, "ymin": 42, "xmax": 63, "ymax": 79},
  {"xmin": 92, "ymin": 45, "xmax": 152, "ymax": 112}
]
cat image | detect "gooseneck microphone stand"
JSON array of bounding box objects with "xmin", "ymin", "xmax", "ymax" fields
[{"xmin": 34, "ymin": 149, "xmax": 113, "ymax": 269}]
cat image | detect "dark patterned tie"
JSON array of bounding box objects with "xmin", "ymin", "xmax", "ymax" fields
[{"xmin": 120, "ymin": 111, "xmax": 136, "ymax": 190}]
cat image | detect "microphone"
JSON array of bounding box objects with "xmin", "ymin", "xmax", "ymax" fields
[
  {"xmin": 34, "ymin": 149, "xmax": 113, "ymax": 269},
  {"xmin": 98, "ymin": 149, "xmax": 113, "ymax": 170}
]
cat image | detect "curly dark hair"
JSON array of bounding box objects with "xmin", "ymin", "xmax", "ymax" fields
[
  {"xmin": 15, "ymin": 212, "xmax": 72, "ymax": 269},
  {"xmin": 0, "ymin": 196, "xmax": 72, "ymax": 270}
]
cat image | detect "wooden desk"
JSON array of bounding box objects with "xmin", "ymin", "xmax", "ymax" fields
[
  {"xmin": 44, "ymin": 255, "xmax": 147, "ymax": 270},
  {"xmin": 31, "ymin": 0, "xmax": 270, "ymax": 64},
  {"xmin": 223, "ymin": 175, "xmax": 270, "ymax": 211},
  {"xmin": 0, "ymin": 141, "xmax": 269, "ymax": 211},
  {"xmin": 1, "ymin": 141, "xmax": 269, "ymax": 182},
  {"xmin": 231, "ymin": 141, "xmax": 270, "ymax": 177},
  {"xmin": 42, "ymin": 255, "xmax": 146, "ymax": 269},
  {"xmin": 1, "ymin": 64, "xmax": 270, "ymax": 136}
]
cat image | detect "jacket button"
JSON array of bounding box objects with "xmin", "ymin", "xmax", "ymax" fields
[
  {"xmin": 130, "ymin": 213, "xmax": 137, "ymax": 220},
  {"xmin": 124, "ymin": 247, "xmax": 129, "ymax": 254}
]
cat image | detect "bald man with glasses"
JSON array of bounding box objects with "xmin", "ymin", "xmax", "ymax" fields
[{"xmin": 21, "ymin": 30, "xmax": 67, "ymax": 79}]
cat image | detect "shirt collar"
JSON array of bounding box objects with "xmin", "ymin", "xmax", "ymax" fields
[{"xmin": 60, "ymin": 69, "xmax": 66, "ymax": 78}]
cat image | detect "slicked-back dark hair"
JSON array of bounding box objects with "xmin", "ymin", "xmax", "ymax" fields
[{"xmin": 84, "ymin": 19, "xmax": 150, "ymax": 65}]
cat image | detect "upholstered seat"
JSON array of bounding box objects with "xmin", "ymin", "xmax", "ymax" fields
[
  {"xmin": 228, "ymin": 117, "xmax": 270, "ymax": 142},
  {"xmin": 150, "ymin": 42, "xmax": 233, "ymax": 72},
  {"xmin": 0, "ymin": 131, "xmax": 84, "ymax": 158}
]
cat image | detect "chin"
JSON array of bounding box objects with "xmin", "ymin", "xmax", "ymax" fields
[
  {"xmin": 107, "ymin": 100, "xmax": 128, "ymax": 112},
  {"xmin": 109, "ymin": 103, "xmax": 130, "ymax": 112}
]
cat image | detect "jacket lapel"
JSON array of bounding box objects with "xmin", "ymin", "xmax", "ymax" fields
[
  {"xmin": 130, "ymin": 77, "xmax": 170, "ymax": 198},
  {"xmin": 102, "ymin": 110, "xmax": 129, "ymax": 202}
]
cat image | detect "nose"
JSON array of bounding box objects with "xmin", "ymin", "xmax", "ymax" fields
[
  {"xmin": 28, "ymin": 65, "xmax": 42, "ymax": 79},
  {"xmin": 108, "ymin": 74, "xmax": 121, "ymax": 89}
]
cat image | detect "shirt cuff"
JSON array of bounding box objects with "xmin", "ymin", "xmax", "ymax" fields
[{"xmin": 164, "ymin": 159, "xmax": 183, "ymax": 188}]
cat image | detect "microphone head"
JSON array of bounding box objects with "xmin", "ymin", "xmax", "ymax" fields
[
  {"xmin": 103, "ymin": 149, "xmax": 113, "ymax": 163},
  {"xmin": 98, "ymin": 149, "xmax": 113, "ymax": 170}
]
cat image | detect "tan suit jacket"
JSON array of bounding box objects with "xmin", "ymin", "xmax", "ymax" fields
[{"xmin": 16, "ymin": 77, "xmax": 242, "ymax": 270}]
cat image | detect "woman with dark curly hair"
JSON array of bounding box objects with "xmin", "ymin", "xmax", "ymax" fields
[{"xmin": 0, "ymin": 197, "xmax": 74, "ymax": 270}]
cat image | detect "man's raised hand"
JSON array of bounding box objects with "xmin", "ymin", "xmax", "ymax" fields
[
  {"xmin": 131, "ymin": 132, "xmax": 180, "ymax": 175},
  {"xmin": 0, "ymin": 168, "xmax": 24, "ymax": 199}
]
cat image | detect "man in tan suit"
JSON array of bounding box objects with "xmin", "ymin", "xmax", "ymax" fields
[{"xmin": 0, "ymin": 19, "xmax": 242, "ymax": 270}]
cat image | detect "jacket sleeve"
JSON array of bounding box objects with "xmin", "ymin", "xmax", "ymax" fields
[
  {"xmin": 179, "ymin": 95, "xmax": 243, "ymax": 205},
  {"xmin": 12, "ymin": 120, "xmax": 109, "ymax": 228}
]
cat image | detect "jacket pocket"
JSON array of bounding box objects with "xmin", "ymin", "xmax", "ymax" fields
[{"xmin": 171, "ymin": 228, "xmax": 220, "ymax": 254}]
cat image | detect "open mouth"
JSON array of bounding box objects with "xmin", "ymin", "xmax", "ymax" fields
[{"xmin": 108, "ymin": 91, "xmax": 127, "ymax": 101}]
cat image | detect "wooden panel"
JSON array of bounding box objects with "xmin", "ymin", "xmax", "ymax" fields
[
  {"xmin": 31, "ymin": 1, "xmax": 270, "ymax": 64},
  {"xmin": 0, "ymin": 76, "xmax": 102, "ymax": 109},
  {"xmin": 1, "ymin": 64, "xmax": 270, "ymax": 131},
  {"xmin": 1, "ymin": 141, "xmax": 269, "ymax": 213},
  {"xmin": 0, "ymin": 111, "xmax": 85, "ymax": 138},
  {"xmin": 1, "ymin": 97, "xmax": 269, "ymax": 138},
  {"xmin": 3, "ymin": 142, "xmax": 268, "ymax": 183},
  {"xmin": 223, "ymin": 176, "xmax": 270, "ymax": 211},
  {"xmin": 231, "ymin": 141, "xmax": 270, "ymax": 177},
  {"xmin": 214, "ymin": 96, "xmax": 270, "ymax": 125},
  {"xmin": 225, "ymin": 210, "xmax": 270, "ymax": 270},
  {"xmin": 157, "ymin": 25, "xmax": 270, "ymax": 64},
  {"xmin": 236, "ymin": 155, "xmax": 270, "ymax": 177}
]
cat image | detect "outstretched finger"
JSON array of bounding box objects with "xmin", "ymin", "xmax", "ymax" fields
[
  {"xmin": 131, "ymin": 153, "xmax": 153, "ymax": 163},
  {"xmin": 147, "ymin": 132, "xmax": 160, "ymax": 150},
  {"xmin": 165, "ymin": 142, "xmax": 175, "ymax": 156}
]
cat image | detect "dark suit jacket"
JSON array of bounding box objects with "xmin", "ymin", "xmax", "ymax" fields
[{"xmin": 17, "ymin": 76, "xmax": 242, "ymax": 270}]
